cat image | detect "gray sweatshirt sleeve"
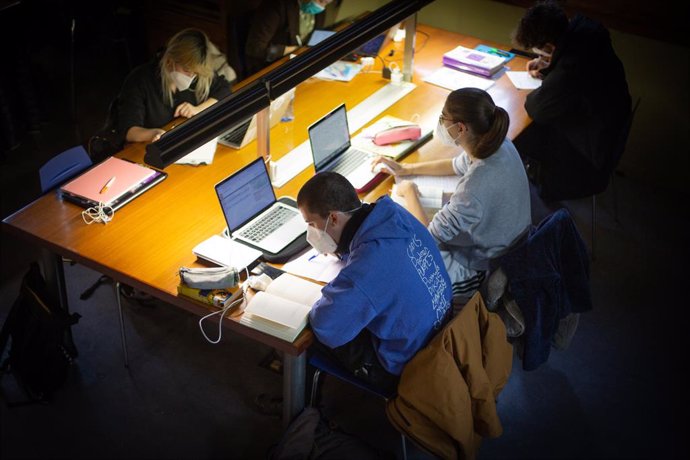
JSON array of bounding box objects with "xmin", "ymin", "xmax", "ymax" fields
[{"xmin": 428, "ymin": 186, "xmax": 483, "ymax": 246}]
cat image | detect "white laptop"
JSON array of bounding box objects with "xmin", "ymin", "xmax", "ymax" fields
[
  {"xmin": 218, "ymin": 88, "xmax": 295, "ymax": 149},
  {"xmin": 214, "ymin": 157, "xmax": 306, "ymax": 255},
  {"xmin": 308, "ymin": 104, "xmax": 386, "ymax": 193}
]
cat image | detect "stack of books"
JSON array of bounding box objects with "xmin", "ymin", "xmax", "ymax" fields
[
  {"xmin": 177, "ymin": 283, "xmax": 241, "ymax": 308},
  {"xmin": 442, "ymin": 45, "xmax": 507, "ymax": 78}
]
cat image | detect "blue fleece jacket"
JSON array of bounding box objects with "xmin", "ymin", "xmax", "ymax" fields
[{"xmin": 309, "ymin": 196, "xmax": 452, "ymax": 375}]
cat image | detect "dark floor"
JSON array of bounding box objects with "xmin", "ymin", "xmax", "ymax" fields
[{"xmin": 1, "ymin": 5, "xmax": 687, "ymax": 460}]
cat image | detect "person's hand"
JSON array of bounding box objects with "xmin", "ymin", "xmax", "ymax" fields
[
  {"xmin": 526, "ymin": 56, "xmax": 550, "ymax": 79},
  {"xmin": 149, "ymin": 128, "xmax": 166, "ymax": 142},
  {"xmin": 371, "ymin": 156, "xmax": 407, "ymax": 176},
  {"xmin": 394, "ymin": 180, "xmax": 419, "ymax": 198},
  {"xmin": 174, "ymin": 102, "xmax": 201, "ymax": 118}
]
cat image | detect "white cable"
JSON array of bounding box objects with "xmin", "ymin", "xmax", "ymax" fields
[
  {"xmin": 82, "ymin": 202, "xmax": 114, "ymax": 225},
  {"xmin": 198, "ymin": 297, "xmax": 244, "ymax": 344},
  {"xmin": 198, "ymin": 266, "xmax": 249, "ymax": 344}
]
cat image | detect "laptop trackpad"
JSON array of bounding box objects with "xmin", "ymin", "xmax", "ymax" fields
[{"xmin": 260, "ymin": 215, "xmax": 307, "ymax": 254}]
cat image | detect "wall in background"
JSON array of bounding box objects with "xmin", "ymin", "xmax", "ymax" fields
[{"xmin": 341, "ymin": 0, "xmax": 689, "ymax": 194}]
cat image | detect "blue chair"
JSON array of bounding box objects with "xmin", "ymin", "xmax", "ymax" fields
[
  {"xmin": 38, "ymin": 146, "xmax": 130, "ymax": 368},
  {"xmin": 38, "ymin": 145, "xmax": 93, "ymax": 193},
  {"xmin": 308, "ymin": 351, "xmax": 408, "ymax": 459}
]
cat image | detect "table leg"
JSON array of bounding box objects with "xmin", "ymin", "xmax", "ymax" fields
[
  {"xmin": 40, "ymin": 249, "xmax": 77, "ymax": 357},
  {"xmin": 282, "ymin": 351, "xmax": 306, "ymax": 427}
]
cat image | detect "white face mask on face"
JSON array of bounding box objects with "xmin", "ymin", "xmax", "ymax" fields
[
  {"xmin": 435, "ymin": 119, "xmax": 459, "ymax": 146},
  {"xmin": 171, "ymin": 71, "xmax": 196, "ymax": 91},
  {"xmin": 306, "ymin": 215, "xmax": 338, "ymax": 255}
]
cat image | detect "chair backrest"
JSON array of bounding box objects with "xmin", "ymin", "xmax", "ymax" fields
[{"xmin": 39, "ymin": 145, "xmax": 92, "ymax": 193}]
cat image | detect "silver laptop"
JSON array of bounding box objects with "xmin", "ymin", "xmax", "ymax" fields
[
  {"xmin": 308, "ymin": 103, "xmax": 385, "ymax": 193},
  {"xmin": 218, "ymin": 88, "xmax": 295, "ymax": 149},
  {"xmin": 214, "ymin": 157, "xmax": 306, "ymax": 254}
]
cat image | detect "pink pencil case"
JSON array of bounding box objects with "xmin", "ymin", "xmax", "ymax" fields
[{"xmin": 373, "ymin": 125, "xmax": 422, "ymax": 146}]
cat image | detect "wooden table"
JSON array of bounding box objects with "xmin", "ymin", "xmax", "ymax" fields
[{"xmin": 1, "ymin": 23, "xmax": 530, "ymax": 424}]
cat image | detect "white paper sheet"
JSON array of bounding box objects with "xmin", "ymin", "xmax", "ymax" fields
[
  {"xmin": 423, "ymin": 66, "xmax": 495, "ymax": 91},
  {"xmin": 506, "ymin": 71, "xmax": 543, "ymax": 90},
  {"xmin": 175, "ymin": 137, "xmax": 219, "ymax": 165}
]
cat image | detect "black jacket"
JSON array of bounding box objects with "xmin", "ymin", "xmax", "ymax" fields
[
  {"xmin": 525, "ymin": 15, "xmax": 631, "ymax": 173},
  {"xmin": 245, "ymin": 0, "xmax": 326, "ymax": 73}
]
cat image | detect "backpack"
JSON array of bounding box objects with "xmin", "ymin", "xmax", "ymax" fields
[
  {"xmin": 268, "ymin": 407, "xmax": 391, "ymax": 460},
  {"xmin": 0, "ymin": 262, "xmax": 81, "ymax": 405},
  {"xmin": 87, "ymin": 96, "xmax": 125, "ymax": 163}
]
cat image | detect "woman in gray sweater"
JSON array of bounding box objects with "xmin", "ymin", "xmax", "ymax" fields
[{"xmin": 373, "ymin": 88, "xmax": 531, "ymax": 302}]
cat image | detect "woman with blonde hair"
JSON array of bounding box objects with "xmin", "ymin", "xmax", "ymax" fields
[
  {"xmin": 372, "ymin": 88, "xmax": 531, "ymax": 302},
  {"xmin": 115, "ymin": 28, "xmax": 234, "ymax": 144}
]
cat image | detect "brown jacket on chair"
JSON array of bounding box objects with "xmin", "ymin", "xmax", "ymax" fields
[{"xmin": 386, "ymin": 292, "xmax": 513, "ymax": 460}]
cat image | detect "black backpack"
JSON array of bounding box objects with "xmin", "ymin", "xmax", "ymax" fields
[{"xmin": 0, "ymin": 262, "xmax": 81, "ymax": 405}]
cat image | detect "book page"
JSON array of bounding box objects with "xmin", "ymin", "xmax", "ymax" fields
[
  {"xmin": 244, "ymin": 291, "xmax": 311, "ymax": 329},
  {"xmin": 282, "ymin": 248, "xmax": 345, "ymax": 283},
  {"xmin": 398, "ymin": 174, "xmax": 461, "ymax": 193},
  {"xmin": 265, "ymin": 273, "xmax": 323, "ymax": 307}
]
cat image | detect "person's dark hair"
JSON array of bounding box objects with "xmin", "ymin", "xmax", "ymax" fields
[
  {"xmin": 297, "ymin": 172, "xmax": 360, "ymax": 218},
  {"xmin": 512, "ymin": 0, "xmax": 569, "ymax": 50},
  {"xmin": 445, "ymin": 88, "xmax": 509, "ymax": 159}
]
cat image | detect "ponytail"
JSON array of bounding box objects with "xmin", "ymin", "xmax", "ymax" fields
[{"xmin": 474, "ymin": 106, "xmax": 509, "ymax": 159}]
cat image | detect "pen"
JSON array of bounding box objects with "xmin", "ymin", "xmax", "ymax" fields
[
  {"xmin": 296, "ymin": 35, "xmax": 302, "ymax": 47},
  {"xmin": 488, "ymin": 48, "xmax": 510, "ymax": 58},
  {"xmin": 308, "ymin": 253, "xmax": 318, "ymax": 261},
  {"xmin": 99, "ymin": 176, "xmax": 116, "ymax": 194}
]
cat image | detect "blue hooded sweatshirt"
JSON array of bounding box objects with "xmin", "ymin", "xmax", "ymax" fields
[{"xmin": 309, "ymin": 196, "xmax": 452, "ymax": 375}]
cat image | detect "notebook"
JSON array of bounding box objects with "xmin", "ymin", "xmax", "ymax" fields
[
  {"xmin": 218, "ymin": 88, "xmax": 295, "ymax": 149},
  {"xmin": 308, "ymin": 104, "xmax": 385, "ymax": 193},
  {"xmin": 59, "ymin": 156, "xmax": 167, "ymax": 210},
  {"xmin": 214, "ymin": 157, "xmax": 306, "ymax": 255}
]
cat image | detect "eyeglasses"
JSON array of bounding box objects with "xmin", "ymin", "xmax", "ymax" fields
[{"xmin": 438, "ymin": 115, "xmax": 454, "ymax": 123}]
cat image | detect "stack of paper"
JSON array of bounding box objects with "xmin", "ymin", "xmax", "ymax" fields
[{"xmin": 424, "ymin": 67, "xmax": 495, "ymax": 92}]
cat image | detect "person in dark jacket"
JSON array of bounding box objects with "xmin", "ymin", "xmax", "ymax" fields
[
  {"xmin": 511, "ymin": 0, "xmax": 631, "ymax": 201},
  {"xmin": 245, "ymin": 0, "xmax": 333, "ymax": 74},
  {"xmin": 297, "ymin": 172, "xmax": 452, "ymax": 392},
  {"xmin": 115, "ymin": 28, "xmax": 233, "ymax": 144}
]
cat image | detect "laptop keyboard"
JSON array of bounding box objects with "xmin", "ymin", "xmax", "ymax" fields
[
  {"xmin": 331, "ymin": 149, "xmax": 369, "ymax": 177},
  {"xmin": 220, "ymin": 118, "xmax": 252, "ymax": 145},
  {"xmin": 239, "ymin": 206, "xmax": 296, "ymax": 243}
]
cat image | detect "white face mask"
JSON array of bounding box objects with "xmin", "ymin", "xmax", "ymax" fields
[
  {"xmin": 171, "ymin": 71, "xmax": 196, "ymax": 91},
  {"xmin": 435, "ymin": 119, "xmax": 459, "ymax": 146},
  {"xmin": 306, "ymin": 215, "xmax": 338, "ymax": 255}
]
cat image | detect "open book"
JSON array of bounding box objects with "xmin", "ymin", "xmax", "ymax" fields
[
  {"xmin": 240, "ymin": 273, "xmax": 323, "ymax": 342},
  {"xmin": 391, "ymin": 174, "xmax": 461, "ymax": 219}
]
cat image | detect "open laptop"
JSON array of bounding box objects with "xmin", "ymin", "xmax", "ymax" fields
[
  {"xmin": 308, "ymin": 104, "xmax": 385, "ymax": 193},
  {"xmin": 218, "ymin": 88, "xmax": 295, "ymax": 149},
  {"xmin": 214, "ymin": 157, "xmax": 306, "ymax": 255}
]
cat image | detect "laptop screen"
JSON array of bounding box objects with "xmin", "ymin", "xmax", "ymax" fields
[
  {"xmin": 215, "ymin": 158, "xmax": 276, "ymax": 232},
  {"xmin": 309, "ymin": 104, "xmax": 350, "ymax": 171},
  {"xmin": 307, "ymin": 29, "xmax": 336, "ymax": 46}
]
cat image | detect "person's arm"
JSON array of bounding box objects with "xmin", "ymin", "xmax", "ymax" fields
[
  {"xmin": 126, "ymin": 126, "xmax": 166, "ymax": 143},
  {"xmin": 428, "ymin": 188, "xmax": 482, "ymax": 246},
  {"xmin": 245, "ymin": 1, "xmax": 285, "ymax": 62},
  {"xmin": 309, "ymin": 272, "xmax": 377, "ymax": 349},
  {"xmin": 525, "ymin": 54, "xmax": 582, "ymax": 123},
  {"xmin": 173, "ymin": 98, "xmax": 218, "ymax": 118},
  {"xmin": 371, "ymin": 157, "xmax": 455, "ymax": 177},
  {"xmin": 393, "ymin": 181, "xmax": 429, "ymax": 226}
]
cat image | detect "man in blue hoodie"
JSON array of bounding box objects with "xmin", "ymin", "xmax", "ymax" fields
[{"xmin": 297, "ymin": 172, "xmax": 452, "ymax": 392}]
